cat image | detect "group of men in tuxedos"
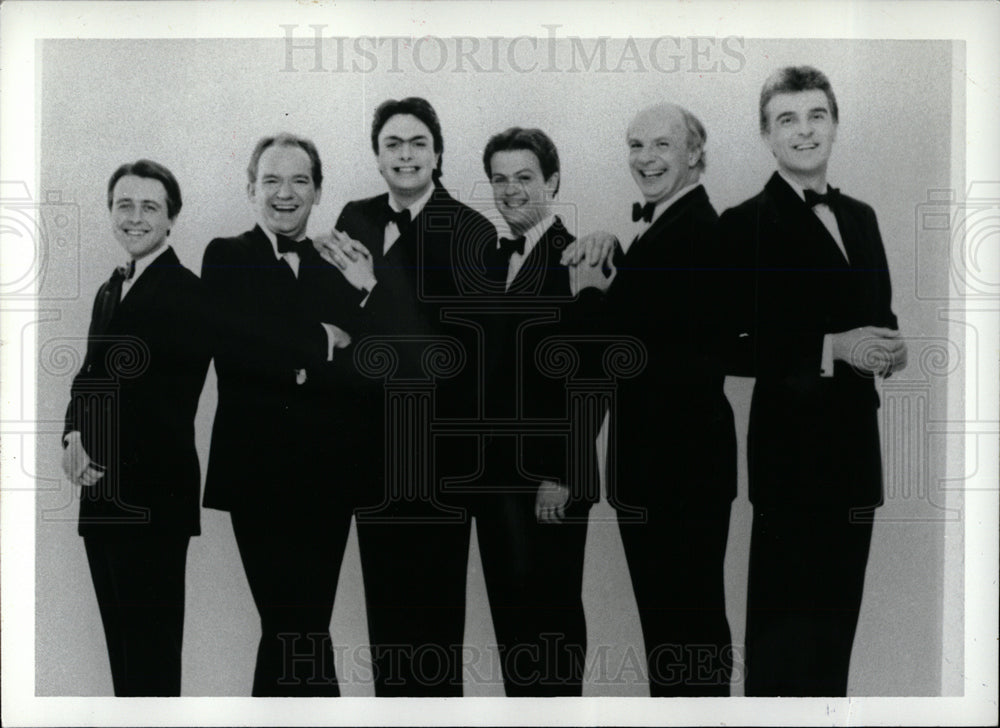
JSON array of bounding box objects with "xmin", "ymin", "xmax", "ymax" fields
[{"xmin": 62, "ymin": 65, "xmax": 907, "ymax": 698}]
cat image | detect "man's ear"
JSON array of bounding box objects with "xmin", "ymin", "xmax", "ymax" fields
[
  {"xmin": 545, "ymin": 171, "xmax": 560, "ymax": 199},
  {"xmin": 688, "ymin": 146, "xmax": 703, "ymax": 169}
]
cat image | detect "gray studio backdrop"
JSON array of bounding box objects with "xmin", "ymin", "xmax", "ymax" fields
[{"xmin": 34, "ymin": 36, "xmax": 961, "ymax": 696}]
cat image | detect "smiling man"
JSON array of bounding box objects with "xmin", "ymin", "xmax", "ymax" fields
[
  {"xmin": 561, "ymin": 103, "xmax": 738, "ymax": 696},
  {"xmin": 201, "ymin": 134, "xmax": 360, "ymax": 696},
  {"xmin": 468, "ymin": 127, "xmax": 595, "ymax": 695},
  {"xmin": 62, "ymin": 160, "xmax": 210, "ymax": 695},
  {"xmin": 315, "ymin": 97, "xmax": 496, "ymax": 696},
  {"xmin": 719, "ymin": 66, "xmax": 907, "ymax": 696},
  {"xmin": 612, "ymin": 103, "xmax": 739, "ymax": 697}
]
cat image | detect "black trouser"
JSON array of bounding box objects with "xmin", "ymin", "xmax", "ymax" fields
[
  {"xmin": 744, "ymin": 504, "xmax": 874, "ymax": 697},
  {"xmin": 475, "ymin": 490, "xmax": 590, "ymax": 696},
  {"xmin": 230, "ymin": 503, "xmax": 353, "ymax": 697},
  {"xmin": 616, "ymin": 503, "xmax": 734, "ymax": 697},
  {"xmin": 356, "ymin": 502, "xmax": 472, "ymax": 697},
  {"xmin": 84, "ymin": 533, "xmax": 190, "ymax": 696}
]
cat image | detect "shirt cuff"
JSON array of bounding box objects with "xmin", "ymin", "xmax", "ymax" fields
[
  {"xmin": 321, "ymin": 323, "xmax": 340, "ymax": 361},
  {"xmin": 820, "ymin": 334, "xmax": 835, "ymax": 377},
  {"xmin": 359, "ymin": 280, "xmax": 376, "ymax": 308}
]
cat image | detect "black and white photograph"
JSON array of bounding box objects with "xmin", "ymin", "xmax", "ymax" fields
[{"xmin": 1, "ymin": 1, "xmax": 997, "ymax": 726}]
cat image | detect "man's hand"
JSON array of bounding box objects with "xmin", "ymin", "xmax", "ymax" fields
[
  {"xmin": 61, "ymin": 431, "xmax": 104, "ymax": 487},
  {"xmin": 561, "ymin": 231, "xmax": 618, "ymax": 268},
  {"xmin": 832, "ymin": 326, "xmax": 908, "ymax": 377},
  {"xmin": 314, "ymin": 230, "xmax": 377, "ymax": 291},
  {"xmin": 327, "ymin": 324, "xmax": 352, "ymax": 355},
  {"xmin": 535, "ymin": 481, "xmax": 570, "ymax": 524},
  {"xmin": 569, "ymin": 254, "xmax": 616, "ymax": 295}
]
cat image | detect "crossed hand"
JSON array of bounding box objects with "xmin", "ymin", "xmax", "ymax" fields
[
  {"xmin": 832, "ymin": 326, "xmax": 908, "ymax": 378},
  {"xmin": 314, "ymin": 230, "xmax": 377, "ymax": 292},
  {"xmin": 560, "ymin": 231, "xmax": 618, "ymax": 295}
]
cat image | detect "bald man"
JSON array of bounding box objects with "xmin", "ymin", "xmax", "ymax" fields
[{"xmin": 566, "ymin": 103, "xmax": 737, "ymax": 696}]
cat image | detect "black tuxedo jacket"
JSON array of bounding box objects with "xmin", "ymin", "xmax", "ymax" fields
[
  {"xmin": 478, "ymin": 217, "xmax": 598, "ymax": 504},
  {"xmin": 334, "ymin": 185, "xmax": 497, "ymax": 506},
  {"xmin": 201, "ymin": 225, "xmax": 367, "ymax": 512},
  {"xmin": 64, "ymin": 246, "xmax": 211, "ymax": 537},
  {"xmin": 588, "ymin": 185, "xmax": 737, "ymax": 511},
  {"xmin": 718, "ymin": 173, "xmax": 898, "ymax": 508}
]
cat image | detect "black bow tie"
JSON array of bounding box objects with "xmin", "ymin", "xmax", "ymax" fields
[
  {"xmin": 112, "ymin": 259, "xmax": 136, "ymax": 282},
  {"xmin": 632, "ymin": 201, "xmax": 656, "ymax": 223},
  {"xmin": 803, "ymin": 187, "xmax": 840, "ymax": 208},
  {"xmin": 276, "ymin": 234, "xmax": 310, "ymax": 256},
  {"xmin": 499, "ymin": 236, "xmax": 526, "ymax": 258},
  {"xmin": 385, "ymin": 204, "xmax": 412, "ymax": 228}
]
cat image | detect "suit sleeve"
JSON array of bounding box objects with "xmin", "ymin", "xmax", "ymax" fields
[
  {"xmin": 201, "ymin": 237, "xmax": 328, "ymax": 385},
  {"xmin": 63, "ymin": 284, "xmax": 106, "ymax": 441}
]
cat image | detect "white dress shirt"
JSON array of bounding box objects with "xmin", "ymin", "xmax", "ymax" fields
[{"xmin": 384, "ymin": 184, "xmax": 435, "ymax": 255}]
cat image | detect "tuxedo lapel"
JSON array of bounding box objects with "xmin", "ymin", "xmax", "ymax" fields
[
  {"xmin": 829, "ymin": 201, "xmax": 870, "ymax": 269},
  {"xmin": 115, "ymin": 247, "xmax": 179, "ymax": 316},
  {"xmin": 629, "ymin": 186, "xmax": 709, "ymax": 260},
  {"xmin": 765, "ymin": 174, "xmax": 850, "ymax": 267},
  {"xmin": 507, "ymin": 242, "xmax": 544, "ymax": 293},
  {"xmin": 506, "ymin": 217, "xmax": 572, "ymax": 295}
]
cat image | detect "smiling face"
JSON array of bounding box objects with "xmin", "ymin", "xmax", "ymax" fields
[
  {"xmin": 763, "ymin": 89, "xmax": 837, "ymax": 187},
  {"xmin": 247, "ymin": 144, "xmax": 321, "ymax": 239},
  {"xmin": 627, "ymin": 105, "xmax": 701, "ymax": 205},
  {"xmin": 489, "ymin": 149, "xmax": 558, "ymax": 236},
  {"xmin": 376, "ymin": 113, "xmax": 440, "ymax": 203},
  {"xmin": 110, "ymin": 175, "xmax": 174, "ymax": 259}
]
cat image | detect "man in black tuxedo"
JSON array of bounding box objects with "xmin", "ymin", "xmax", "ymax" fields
[
  {"xmin": 62, "ymin": 160, "xmax": 210, "ymax": 695},
  {"xmin": 718, "ymin": 66, "xmax": 907, "ymax": 696},
  {"xmin": 564, "ymin": 104, "xmax": 737, "ymax": 696},
  {"xmin": 470, "ymin": 127, "xmax": 597, "ymax": 695},
  {"xmin": 316, "ymin": 98, "xmax": 496, "ymax": 695},
  {"xmin": 201, "ymin": 134, "xmax": 361, "ymax": 696}
]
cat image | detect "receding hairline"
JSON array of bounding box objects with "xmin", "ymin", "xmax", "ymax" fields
[{"xmin": 626, "ymin": 103, "xmax": 688, "ymax": 138}]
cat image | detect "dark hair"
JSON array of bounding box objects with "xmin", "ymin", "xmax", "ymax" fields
[
  {"xmin": 370, "ymin": 97, "xmax": 444, "ymax": 180},
  {"xmin": 759, "ymin": 65, "xmax": 839, "ymax": 134},
  {"xmin": 482, "ymin": 127, "xmax": 561, "ymax": 194},
  {"xmin": 106, "ymin": 159, "xmax": 183, "ymax": 219},
  {"xmin": 246, "ymin": 133, "xmax": 323, "ymax": 189}
]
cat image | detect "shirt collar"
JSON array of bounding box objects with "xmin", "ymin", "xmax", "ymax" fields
[
  {"xmin": 388, "ymin": 183, "xmax": 435, "ymax": 220},
  {"xmin": 777, "ymin": 170, "xmax": 830, "ymax": 202},
  {"xmin": 644, "ymin": 182, "xmax": 702, "ymax": 227},
  {"xmin": 258, "ymin": 224, "xmax": 308, "ymax": 260},
  {"xmin": 128, "ymin": 243, "xmax": 171, "ymax": 280}
]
